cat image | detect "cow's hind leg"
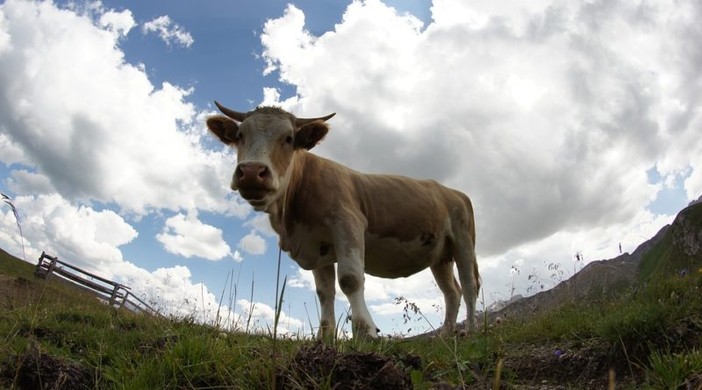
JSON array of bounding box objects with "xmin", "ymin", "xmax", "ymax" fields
[
  {"xmin": 453, "ymin": 237, "xmax": 479, "ymax": 332},
  {"xmin": 430, "ymin": 260, "xmax": 461, "ymax": 335},
  {"xmin": 313, "ymin": 264, "xmax": 336, "ymax": 339}
]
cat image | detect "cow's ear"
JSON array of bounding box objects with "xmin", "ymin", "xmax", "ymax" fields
[
  {"xmin": 294, "ymin": 121, "xmax": 329, "ymax": 150},
  {"xmin": 206, "ymin": 115, "xmax": 240, "ymax": 145}
]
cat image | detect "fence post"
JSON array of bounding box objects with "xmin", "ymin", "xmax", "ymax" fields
[
  {"xmin": 36, "ymin": 251, "xmax": 46, "ymax": 267},
  {"xmin": 45, "ymin": 255, "xmax": 57, "ymax": 281},
  {"xmin": 109, "ymin": 284, "xmax": 120, "ymax": 307},
  {"xmin": 34, "ymin": 252, "xmax": 46, "ymax": 278}
]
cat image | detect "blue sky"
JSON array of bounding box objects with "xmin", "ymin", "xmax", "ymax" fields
[{"xmin": 1, "ymin": 0, "xmax": 701, "ymax": 337}]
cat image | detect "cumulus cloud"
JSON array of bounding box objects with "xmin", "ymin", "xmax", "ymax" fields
[
  {"xmin": 260, "ymin": 0, "xmax": 702, "ymax": 258},
  {"xmin": 142, "ymin": 15, "xmax": 194, "ymax": 48},
  {"xmin": 0, "ymin": 134, "xmax": 26, "ymax": 165},
  {"xmin": 114, "ymin": 262, "xmax": 237, "ymax": 325},
  {"xmin": 245, "ymin": 213, "xmax": 277, "ymax": 237},
  {"xmin": 98, "ymin": 9, "xmax": 135, "ymax": 37},
  {"xmin": 0, "ymin": 193, "xmax": 137, "ymax": 275},
  {"xmin": 6, "ymin": 169, "xmax": 54, "ymax": 195},
  {"xmin": 238, "ymin": 230, "xmax": 267, "ymax": 255},
  {"xmin": 236, "ymin": 298, "xmax": 305, "ymax": 336},
  {"xmin": 0, "ymin": 0, "xmax": 246, "ymax": 217},
  {"xmin": 156, "ymin": 209, "xmax": 232, "ymax": 261}
]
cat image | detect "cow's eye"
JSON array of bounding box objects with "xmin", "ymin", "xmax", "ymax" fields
[
  {"xmin": 285, "ymin": 135, "xmax": 293, "ymax": 144},
  {"xmin": 234, "ymin": 133, "xmax": 243, "ymax": 143}
]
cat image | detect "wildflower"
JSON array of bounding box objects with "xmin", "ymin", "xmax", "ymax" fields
[{"xmin": 554, "ymin": 349, "xmax": 565, "ymax": 358}]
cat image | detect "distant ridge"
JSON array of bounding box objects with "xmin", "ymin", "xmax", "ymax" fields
[{"xmin": 449, "ymin": 199, "xmax": 702, "ymax": 332}]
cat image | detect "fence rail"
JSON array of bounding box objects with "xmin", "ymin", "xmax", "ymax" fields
[{"xmin": 34, "ymin": 251, "xmax": 162, "ymax": 317}]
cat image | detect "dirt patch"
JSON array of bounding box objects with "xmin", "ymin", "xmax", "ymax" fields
[
  {"xmin": 1, "ymin": 344, "xmax": 95, "ymax": 390},
  {"xmin": 276, "ymin": 342, "xmax": 420, "ymax": 390},
  {"xmin": 500, "ymin": 339, "xmax": 632, "ymax": 388}
]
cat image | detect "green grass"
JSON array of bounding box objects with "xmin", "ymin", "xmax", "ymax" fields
[
  {"xmin": 2, "ymin": 247, "xmax": 702, "ymax": 389},
  {"xmin": 647, "ymin": 348, "xmax": 702, "ymax": 389}
]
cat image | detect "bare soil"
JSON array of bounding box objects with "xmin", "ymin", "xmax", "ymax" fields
[
  {"xmin": 276, "ymin": 341, "xmax": 420, "ymax": 389},
  {"xmin": 2, "ymin": 343, "xmax": 95, "ymax": 390}
]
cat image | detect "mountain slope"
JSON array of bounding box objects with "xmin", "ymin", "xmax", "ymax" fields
[
  {"xmin": 488, "ymin": 200, "xmax": 702, "ymax": 323},
  {"xmin": 639, "ymin": 200, "xmax": 702, "ymax": 280}
]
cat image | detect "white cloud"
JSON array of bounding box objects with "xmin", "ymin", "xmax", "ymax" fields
[
  {"xmin": 0, "ymin": 8, "xmax": 10, "ymax": 54},
  {"xmin": 236, "ymin": 298, "xmax": 306, "ymax": 336},
  {"xmin": 113, "ymin": 261, "xmax": 241, "ymax": 327},
  {"xmin": 238, "ymin": 230, "xmax": 267, "ymax": 255},
  {"xmin": 0, "ymin": 0, "xmax": 246, "ymax": 217},
  {"xmin": 98, "ymin": 9, "xmax": 135, "ymax": 38},
  {"xmin": 0, "ymin": 134, "xmax": 26, "ymax": 165},
  {"xmin": 260, "ymin": 6, "xmax": 314, "ymax": 76},
  {"xmin": 156, "ymin": 209, "xmax": 232, "ymax": 261},
  {"xmin": 245, "ymin": 213, "xmax": 276, "ymax": 237},
  {"xmin": 259, "ymin": 0, "xmax": 702, "ymax": 260},
  {"xmin": 6, "ymin": 169, "xmax": 54, "ymax": 195},
  {"xmin": 142, "ymin": 15, "xmax": 194, "ymax": 48},
  {"xmin": 0, "ymin": 193, "xmax": 137, "ymax": 275},
  {"xmin": 288, "ymin": 268, "xmax": 314, "ymax": 289}
]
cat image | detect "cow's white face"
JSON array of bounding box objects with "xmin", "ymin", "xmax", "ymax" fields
[
  {"xmin": 230, "ymin": 112, "xmax": 296, "ymax": 210},
  {"xmin": 207, "ymin": 103, "xmax": 334, "ymax": 211}
]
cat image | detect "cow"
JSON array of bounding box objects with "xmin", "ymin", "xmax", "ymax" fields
[{"xmin": 207, "ymin": 101, "xmax": 480, "ymax": 339}]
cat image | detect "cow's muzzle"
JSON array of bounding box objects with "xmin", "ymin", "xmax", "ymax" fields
[{"xmin": 233, "ymin": 162, "xmax": 274, "ymax": 201}]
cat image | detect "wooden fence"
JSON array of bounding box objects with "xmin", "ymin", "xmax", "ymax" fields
[{"xmin": 34, "ymin": 251, "xmax": 162, "ymax": 317}]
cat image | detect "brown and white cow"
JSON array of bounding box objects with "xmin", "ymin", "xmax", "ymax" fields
[{"xmin": 207, "ymin": 101, "xmax": 480, "ymax": 338}]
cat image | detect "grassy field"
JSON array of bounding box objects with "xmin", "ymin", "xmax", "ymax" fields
[{"xmin": 1, "ymin": 247, "xmax": 701, "ymax": 389}]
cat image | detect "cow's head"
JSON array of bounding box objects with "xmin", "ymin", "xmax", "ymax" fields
[{"xmin": 207, "ymin": 101, "xmax": 335, "ymax": 210}]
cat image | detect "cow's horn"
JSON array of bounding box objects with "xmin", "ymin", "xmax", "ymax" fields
[
  {"xmin": 295, "ymin": 113, "xmax": 336, "ymax": 127},
  {"xmin": 214, "ymin": 101, "xmax": 248, "ymax": 122}
]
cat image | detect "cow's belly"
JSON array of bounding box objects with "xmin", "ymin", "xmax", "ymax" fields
[
  {"xmin": 364, "ymin": 234, "xmax": 447, "ymax": 278},
  {"xmin": 285, "ymin": 225, "xmax": 449, "ymax": 277}
]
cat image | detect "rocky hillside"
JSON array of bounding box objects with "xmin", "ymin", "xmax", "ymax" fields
[
  {"xmin": 639, "ymin": 198, "xmax": 702, "ymax": 280},
  {"xmin": 487, "ymin": 200, "xmax": 702, "ymax": 324}
]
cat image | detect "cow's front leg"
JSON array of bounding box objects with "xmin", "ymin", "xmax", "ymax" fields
[
  {"xmin": 331, "ymin": 220, "xmax": 378, "ymax": 339},
  {"xmin": 312, "ymin": 264, "xmax": 336, "ymax": 339}
]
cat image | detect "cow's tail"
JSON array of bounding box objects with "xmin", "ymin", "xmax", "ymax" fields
[{"xmin": 462, "ymin": 193, "xmax": 481, "ymax": 294}]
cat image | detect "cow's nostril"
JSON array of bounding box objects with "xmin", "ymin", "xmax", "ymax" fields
[
  {"xmin": 235, "ymin": 165, "xmax": 245, "ymax": 179},
  {"xmin": 258, "ymin": 166, "xmax": 270, "ymax": 179}
]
